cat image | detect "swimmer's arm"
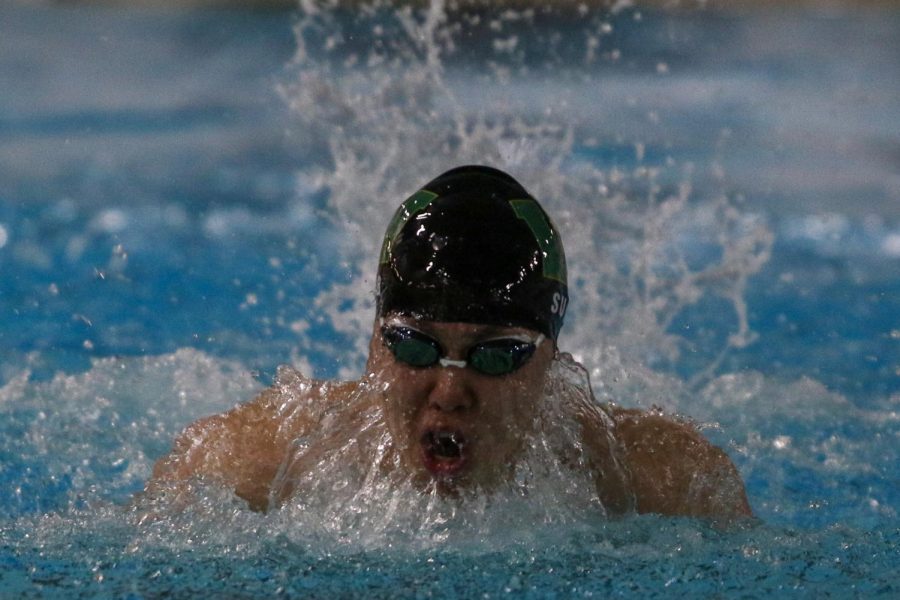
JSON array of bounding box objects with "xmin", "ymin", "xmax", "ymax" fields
[
  {"xmin": 611, "ymin": 408, "xmax": 753, "ymax": 519},
  {"xmin": 147, "ymin": 388, "xmax": 287, "ymax": 512}
]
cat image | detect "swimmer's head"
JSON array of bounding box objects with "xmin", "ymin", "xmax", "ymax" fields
[{"xmin": 376, "ymin": 165, "xmax": 568, "ymax": 340}]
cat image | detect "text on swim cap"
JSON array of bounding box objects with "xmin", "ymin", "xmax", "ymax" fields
[{"xmin": 551, "ymin": 292, "xmax": 568, "ymax": 318}]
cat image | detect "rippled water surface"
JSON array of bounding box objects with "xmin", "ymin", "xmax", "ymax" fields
[{"xmin": 1, "ymin": 1, "xmax": 898, "ymax": 597}]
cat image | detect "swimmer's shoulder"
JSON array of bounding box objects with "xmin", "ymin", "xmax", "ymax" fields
[
  {"xmin": 149, "ymin": 365, "xmax": 361, "ymax": 511},
  {"xmin": 607, "ymin": 406, "xmax": 753, "ymax": 519},
  {"xmin": 225, "ymin": 365, "xmax": 363, "ymax": 454}
]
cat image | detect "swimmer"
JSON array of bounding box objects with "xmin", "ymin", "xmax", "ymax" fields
[{"xmin": 147, "ymin": 165, "xmax": 752, "ymax": 519}]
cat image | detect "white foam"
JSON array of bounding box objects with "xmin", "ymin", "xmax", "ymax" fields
[{"xmin": 0, "ymin": 349, "xmax": 260, "ymax": 511}]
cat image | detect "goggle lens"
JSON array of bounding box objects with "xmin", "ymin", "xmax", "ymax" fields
[
  {"xmin": 468, "ymin": 339, "xmax": 536, "ymax": 376},
  {"xmin": 381, "ymin": 326, "xmax": 539, "ymax": 376},
  {"xmin": 389, "ymin": 335, "xmax": 441, "ymax": 367}
]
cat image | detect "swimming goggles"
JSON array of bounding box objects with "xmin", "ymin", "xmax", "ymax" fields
[{"xmin": 380, "ymin": 324, "xmax": 545, "ymax": 376}]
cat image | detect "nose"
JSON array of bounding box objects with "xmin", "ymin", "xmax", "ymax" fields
[{"xmin": 427, "ymin": 367, "xmax": 475, "ymax": 413}]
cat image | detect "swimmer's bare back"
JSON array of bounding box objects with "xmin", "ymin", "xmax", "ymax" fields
[{"xmin": 147, "ymin": 370, "xmax": 751, "ymax": 519}]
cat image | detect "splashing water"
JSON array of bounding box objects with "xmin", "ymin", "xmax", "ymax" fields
[
  {"xmin": 126, "ymin": 0, "xmax": 771, "ymax": 547},
  {"xmin": 2, "ymin": 0, "xmax": 899, "ymax": 596},
  {"xmin": 282, "ymin": 0, "xmax": 772, "ymax": 394},
  {"xmin": 249, "ymin": 354, "xmax": 628, "ymax": 551}
]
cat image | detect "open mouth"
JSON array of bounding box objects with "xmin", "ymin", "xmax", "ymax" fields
[{"xmin": 421, "ymin": 429, "xmax": 468, "ymax": 477}]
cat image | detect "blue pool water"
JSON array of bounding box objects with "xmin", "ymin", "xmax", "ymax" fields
[{"xmin": 1, "ymin": 1, "xmax": 899, "ymax": 596}]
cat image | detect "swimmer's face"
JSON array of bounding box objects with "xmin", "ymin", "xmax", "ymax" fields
[{"xmin": 366, "ymin": 317, "xmax": 555, "ymax": 490}]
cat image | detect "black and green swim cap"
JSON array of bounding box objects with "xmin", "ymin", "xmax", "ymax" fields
[{"xmin": 376, "ymin": 165, "xmax": 568, "ymax": 340}]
